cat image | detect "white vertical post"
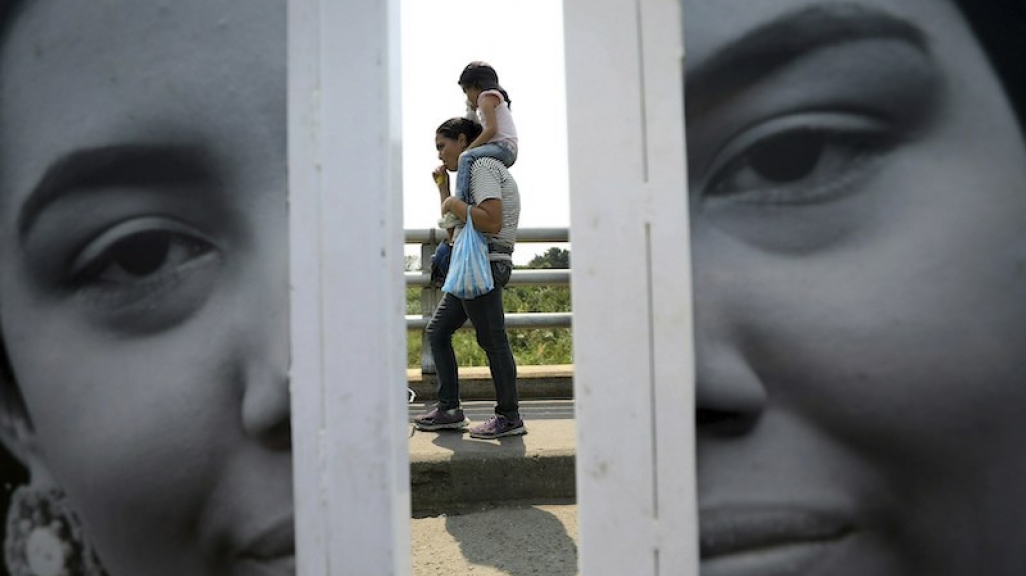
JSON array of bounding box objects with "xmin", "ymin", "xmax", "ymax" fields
[
  {"xmin": 289, "ymin": 0, "xmax": 409, "ymax": 575},
  {"xmin": 564, "ymin": 0, "xmax": 698, "ymax": 574}
]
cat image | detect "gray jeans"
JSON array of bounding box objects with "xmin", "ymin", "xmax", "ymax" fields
[{"xmin": 426, "ymin": 261, "xmax": 519, "ymax": 419}]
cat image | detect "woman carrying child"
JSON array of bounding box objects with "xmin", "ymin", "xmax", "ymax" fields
[{"xmin": 415, "ymin": 117, "xmax": 524, "ymax": 440}]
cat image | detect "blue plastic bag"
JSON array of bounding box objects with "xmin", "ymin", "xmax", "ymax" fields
[{"xmin": 441, "ymin": 208, "xmax": 494, "ymax": 299}]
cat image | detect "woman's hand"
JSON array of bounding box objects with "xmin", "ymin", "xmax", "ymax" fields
[
  {"xmin": 441, "ymin": 195, "xmax": 461, "ymax": 216},
  {"xmin": 432, "ymin": 166, "xmax": 450, "ymax": 191}
]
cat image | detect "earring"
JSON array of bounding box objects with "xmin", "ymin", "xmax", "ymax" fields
[{"xmin": 4, "ymin": 485, "xmax": 108, "ymax": 576}]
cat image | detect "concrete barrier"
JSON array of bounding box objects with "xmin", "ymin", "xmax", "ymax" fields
[
  {"xmin": 408, "ymin": 364, "xmax": 574, "ymax": 402},
  {"xmin": 409, "ymin": 404, "xmax": 576, "ymax": 515}
]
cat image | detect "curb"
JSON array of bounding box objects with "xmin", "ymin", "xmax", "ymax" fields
[{"xmin": 409, "ymin": 414, "xmax": 576, "ymax": 515}]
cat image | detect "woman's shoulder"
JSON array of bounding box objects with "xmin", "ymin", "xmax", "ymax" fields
[
  {"xmin": 470, "ymin": 156, "xmax": 509, "ymax": 174},
  {"xmin": 470, "ymin": 157, "xmax": 514, "ymax": 187}
]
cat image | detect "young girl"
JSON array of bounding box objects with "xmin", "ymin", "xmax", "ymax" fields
[{"xmin": 449, "ymin": 62, "xmax": 518, "ymax": 213}]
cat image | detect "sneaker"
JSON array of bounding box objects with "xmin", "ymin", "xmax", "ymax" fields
[
  {"xmin": 413, "ymin": 407, "xmax": 469, "ymax": 431},
  {"xmin": 469, "ymin": 415, "xmax": 526, "ymax": 439}
]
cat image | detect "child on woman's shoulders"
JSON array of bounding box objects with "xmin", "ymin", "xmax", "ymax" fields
[{"xmin": 439, "ymin": 61, "xmax": 518, "ymax": 230}]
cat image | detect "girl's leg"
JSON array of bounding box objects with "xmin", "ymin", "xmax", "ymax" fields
[
  {"xmin": 497, "ymin": 143, "xmax": 517, "ymax": 168},
  {"xmin": 455, "ymin": 143, "xmax": 512, "ymax": 201}
]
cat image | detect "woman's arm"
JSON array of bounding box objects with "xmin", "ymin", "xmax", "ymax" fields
[
  {"xmin": 433, "ymin": 165, "xmax": 451, "ymax": 210},
  {"xmin": 440, "ymin": 196, "xmax": 503, "ymax": 234},
  {"xmin": 433, "ymin": 166, "xmax": 456, "ymax": 241},
  {"xmin": 467, "ymin": 93, "xmax": 501, "ymax": 149}
]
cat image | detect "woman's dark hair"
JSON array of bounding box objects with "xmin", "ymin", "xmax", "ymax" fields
[
  {"xmin": 0, "ymin": 0, "xmax": 33, "ymax": 524},
  {"xmin": 437, "ymin": 116, "xmax": 484, "ymax": 144},
  {"xmin": 0, "ymin": 0, "xmax": 17, "ymax": 386},
  {"xmin": 0, "ymin": 0, "xmax": 22, "ymax": 45},
  {"xmin": 458, "ymin": 61, "xmax": 512, "ymax": 109},
  {"xmin": 955, "ymin": 0, "xmax": 1026, "ymax": 131},
  {"xmin": 0, "ymin": 0, "xmax": 23, "ymax": 399}
]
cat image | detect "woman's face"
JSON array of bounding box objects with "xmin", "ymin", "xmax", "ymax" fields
[
  {"xmin": 687, "ymin": 0, "xmax": 1026, "ymax": 575},
  {"xmin": 436, "ymin": 133, "xmax": 468, "ymax": 171},
  {"xmin": 0, "ymin": 1, "xmax": 290, "ymax": 575}
]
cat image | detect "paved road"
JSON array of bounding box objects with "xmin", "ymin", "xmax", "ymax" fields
[{"xmin": 408, "ymin": 399, "xmax": 576, "ymax": 422}]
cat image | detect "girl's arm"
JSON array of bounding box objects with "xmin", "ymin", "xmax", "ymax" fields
[{"xmin": 466, "ymin": 93, "xmax": 501, "ymax": 149}]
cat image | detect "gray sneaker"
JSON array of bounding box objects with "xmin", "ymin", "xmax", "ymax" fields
[
  {"xmin": 469, "ymin": 415, "xmax": 526, "ymax": 439},
  {"xmin": 413, "ymin": 407, "xmax": 469, "ymax": 431}
]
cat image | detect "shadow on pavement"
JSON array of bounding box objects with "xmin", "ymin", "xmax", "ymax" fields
[
  {"xmin": 429, "ymin": 428, "xmax": 527, "ymax": 460},
  {"xmin": 445, "ymin": 505, "xmax": 578, "ymax": 576}
]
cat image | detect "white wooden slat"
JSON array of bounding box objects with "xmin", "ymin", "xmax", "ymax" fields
[
  {"xmin": 289, "ymin": 0, "xmax": 410, "ymax": 574},
  {"xmin": 564, "ymin": 0, "xmax": 698, "ymax": 573},
  {"xmin": 288, "ymin": 1, "xmax": 328, "ymax": 572}
]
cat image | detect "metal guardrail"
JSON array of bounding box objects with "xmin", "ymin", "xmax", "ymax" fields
[
  {"xmin": 405, "ymin": 227, "xmax": 570, "ymax": 244},
  {"xmin": 404, "ymin": 269, "xmax": 570, "ymax": 287},
  {"xmin": 405, "ymin": 227, "xmax": 571, "ymax": 373},
  {"xmin": 405, "ymin": 312, "xmax": 573, "ymax": 331}
]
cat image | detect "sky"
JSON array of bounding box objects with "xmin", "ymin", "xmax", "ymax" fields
[{"xmin": 400, "ymin": 0, "xmax": 570, "ymax": 265}]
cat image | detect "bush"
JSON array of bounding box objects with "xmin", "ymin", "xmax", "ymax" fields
[{"xmin": 406, "ymin": 285, "xmax": 572, "ymax": 367}]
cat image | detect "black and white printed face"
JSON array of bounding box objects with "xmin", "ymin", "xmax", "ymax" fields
[
  {"xmin": 0, "ymin": 1, "xmax": 292, "ymax": 575},
  {"xmin": 685, "ymin": 1, "xmax": 1026, "ymax": 575}
]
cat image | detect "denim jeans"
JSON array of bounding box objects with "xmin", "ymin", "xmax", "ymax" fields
[
  {"xmin": 426, "ymin": 261, "xmax": 519, "ymax": 420},
  {"xmin": 455, "ymin": 142, "xmax": 517, "ymax": 202}
]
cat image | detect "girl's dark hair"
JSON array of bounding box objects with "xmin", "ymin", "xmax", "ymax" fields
[
  {"xmin": 955, "ymin": 0, "xmax": 1026, "ymax": 131},
  {"xmin": 437, "ymin": 117, "xmax": 484, "ymax": 143},
  {"xmin": 458, "ymin": 61, "xmax": 512, "ymax": 109}
]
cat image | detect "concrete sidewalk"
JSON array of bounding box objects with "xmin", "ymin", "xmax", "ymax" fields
[
  {"xmin": 408, "ymin": 372, "xmax": 579, "ymax": 572},
  {"xmin": 412, "ymin": 503, "xmax": 579, "ymax": 576},
  {"xmin": 409, "ymin": 400, "xmax": 576, "ymax": 514}
]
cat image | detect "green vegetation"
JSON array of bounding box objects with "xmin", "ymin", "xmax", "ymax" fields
[
  {"xmin": 525, "ymin": 247, "xmax": 570, "ymax": 269},
  {"xmin": 406, "ymin": 248, "xmax": 573, "ymax": 368}
]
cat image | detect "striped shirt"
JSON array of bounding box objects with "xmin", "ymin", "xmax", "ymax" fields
[{"xmin": 454, "ymin": 157, "xmax": 520, "ymax": 262}]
